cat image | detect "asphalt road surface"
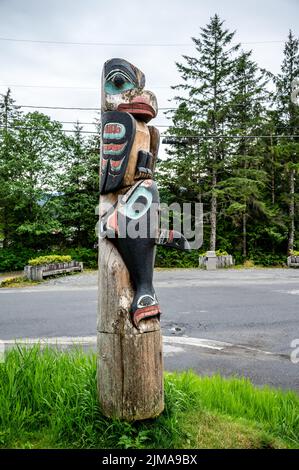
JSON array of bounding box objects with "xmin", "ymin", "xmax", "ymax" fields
[{"xmin": 0, "ymin": 268, "xmax": 298, "ymax": 391}]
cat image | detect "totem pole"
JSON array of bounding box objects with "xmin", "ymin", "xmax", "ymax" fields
[{"xmin": 97, "ymin": 58, "xmax": 189, "ymax": 421}]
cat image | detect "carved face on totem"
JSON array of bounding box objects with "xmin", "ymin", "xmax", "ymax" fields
[
  {"xmin": 100, "ymin": 59, "xmax": 158, "ymax": 195},
  {"xmin": 101, "ymin": 58, "xmax": 158, "ymax": 121}
]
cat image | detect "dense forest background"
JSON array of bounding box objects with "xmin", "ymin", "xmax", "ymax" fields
[{"xmin": 0, "ymin": 15, "xmax": 298, "ymax": 270}]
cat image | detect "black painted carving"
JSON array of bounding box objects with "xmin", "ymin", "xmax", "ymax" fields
[
  {"xmin": 100, "ymin": 111, "xmax": 136, "ymax": 194},
  {"xmin": 113, "ymin": 180, "xmax": 160, "ymax": 327},
  {"xmin": 103, "ymin": 58, "xmax": 145, "ymax": 91}
]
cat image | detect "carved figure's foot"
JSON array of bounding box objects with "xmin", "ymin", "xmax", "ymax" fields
[{"xmin": 131, "ymin": 294, "xmax": 161, "ymax": 328}]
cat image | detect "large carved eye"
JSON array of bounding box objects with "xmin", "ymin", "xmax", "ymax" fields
[
  {"xmin": 105, "ymin": 70, "xmax": 135, "ymax": 95},
  {"xmin": 124, "ymin": 187, "xmax": 152, "ymax": 220}
]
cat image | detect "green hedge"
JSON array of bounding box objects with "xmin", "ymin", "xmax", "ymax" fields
[
  {"xmin": 155, "ymin": 246, "xmax": 202, "ymax": 268},
  {"xmin": 0, "ymin": 245, "xmax": 288, "ymax": 272},
  {"xmin": 247, "ymin": 252, "xmax": 286, "ymax": 267},
  {"xmin": 290, "ymin": 250, "xmax": 299, "ymax": 256},
  {"xmin": 0, "ymin": 248, "xmax": 38, "ymax": 272},
  {"xmin": 61, "ymin": 248, "xmax": 98, "ymax": 269},
  {"xmin": 0, "ymin": 247, "xmax": 98, "ymax": 272},
  {"xmin": 28, "ymin": 255, "xmax": 72, "ymax": 266}
]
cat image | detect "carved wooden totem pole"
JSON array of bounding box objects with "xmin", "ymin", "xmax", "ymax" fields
[{"xmin": 97, "ymin": 58, "xmax": 189, "ymax": 421}]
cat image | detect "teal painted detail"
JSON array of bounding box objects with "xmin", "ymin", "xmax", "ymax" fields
[
  {"xmin": 110, "ymin": 157, "xmax": 125, "ymax": 172},
  {"xmin": 105, "ymin": 80, "xmax": 135, "ymax": 95},
  {"xmin": 103, "ymin": 123, "xmax": 126, "ymax": 140},
  {"xmin": 125, "ymin": 187, "xmax": 152, "ymax": 220},
  {"xmin": 104, "ymin": 143, "xmax": 127, "ymax": 156}
]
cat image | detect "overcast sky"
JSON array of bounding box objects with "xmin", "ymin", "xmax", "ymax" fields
[{"xmin": 0, "ymin": 0, "xmax": 298, "ymax": 136}]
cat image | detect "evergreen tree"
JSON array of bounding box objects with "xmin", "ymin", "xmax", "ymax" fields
[
  {"xmin": 57, "ymin": 122, "xmax": 99, "ymax": 248},
  {"xmin": 218, "ymin": 51, "xmax": 270, "ymax": 257},
  {"xmin": 160, "ymin": 14, "xmax": 240, "ymax": 250},
  {"xmin": 0, "ymin": 89, "xmax": 22, "ymax": 247},
  {"xmin": 272, "ymin": 31, "xmax": 299, "ymax": 253},
  {"xmin": 9, "ymin": 111, "xmax": 66, "ymax": 248}
]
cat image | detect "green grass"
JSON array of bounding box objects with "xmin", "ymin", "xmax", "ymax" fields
[
  {"xmin": 0, "ymin": 276, "xmax": 40, "ymax": 288},
  {"xmin": 0, "ymin": 346, "xmax": 298, "ymax": 449},
  {"xmin": 0, "ymin": 270, "xmax": 86, "ymax": 288}
]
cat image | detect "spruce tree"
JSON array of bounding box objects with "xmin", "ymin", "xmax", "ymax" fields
[
  {"xmin": 161, "ymin": 14, "xmax": 240, "ymax": 250},
  {"xmin": 272, "ymin": 31, "xmax": 299, "ymax": 254},
  {"xmin": 219, "ymin": 51, "xmax": 270, "ymax": 257},
  {"xmin": 58, "ymin": 122, "xmax": 99, "ymax": 247}
]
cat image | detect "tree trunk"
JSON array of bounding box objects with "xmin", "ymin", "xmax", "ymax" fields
[
  {"xmin": 3, "ymin": 206, "xmax": 8, "ymax": 248},
  {"xmin": 210, "ymin": 168, "xmax": 217, "ymax": 251},
  {"xmin": 97, "ymin": 233, "xmax": 164, "ymax": 421},
  {"xmin": 287, "ymin": 168, "xmax": 295, "ymax": 254},
  {"xmin": 242, "ymin": 211, "xmax": 247, "ymax": 258},
  {"xmin": 270, "ymin": 137, "xmax": 275, "ymax": 205}
]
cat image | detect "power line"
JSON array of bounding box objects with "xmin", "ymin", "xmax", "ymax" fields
[
  {"xmin": 163, "ymin": 135, "xmax": 299, "ymax": 141},
  {"xmin": 0, "ymin": 37, "xmax": 192, "ymax": 47},
  {"xmin": 0, "ymin": 84, "xmax": 98, "ymax": 90},
  {"xmin": 10, "ymin": 102, "xmax": 262, "ymax": 112},
  {"xmin": 0, "ymin": 83, "xmax": 171, "ymax": 90},
  {"xmin": 47, "ymin": 120, "xmax": 97, "ymax": 126},
  {"xmin": 19, "ymin": 104, "xmax": 101, "ymax": 111},
  {"xmin": 0, "ymin": 36, "xmax": 287, "ymax": 47},
  {"xmin": 17, "ymin": 104, "xmax": 175, "ymax": 111},
  {"xmin": 7, "ymin": 119, "xmax": 170, "ymax": 128},
  {"xmin": 0, "ymin": 124, "xmax": 99, "ymax": 134},
  {"xmin": 58, "ymin": 121, "xmax": 169, "ymax": 128},
  {"xmin": 1, "ymin": 124, "xmax": 298, "ymax": 139},
  {"xmin": 5, "ymin": 120, "xmax": 293, "ymax": 131},
  {"xmin": 13, "ymin": 102, "xmax": 278, "ymax": 111}
]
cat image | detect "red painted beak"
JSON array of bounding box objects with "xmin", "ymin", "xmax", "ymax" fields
[{"xmin": 117, "ymin": 95, "xmax": 156, "ymax": 123}]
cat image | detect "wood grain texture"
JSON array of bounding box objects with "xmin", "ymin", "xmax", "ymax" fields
[
  {"xmin": 97, "ymin": 238, "xmax": 160, "ymax": 335},
  {"xmin": 148, "ymin": 125, "xmax": 160, "ymax": 172},
  {"xmin": 123, "ymin": 120, "xmax": 150, "ymax": 187},
  {"xmin": 97, "ymin": 237, "xmax": 164, "ymax": 420}
]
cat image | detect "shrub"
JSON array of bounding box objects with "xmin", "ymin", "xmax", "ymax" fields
[
  {"xmin": 215, "ymin": 249, "xmax": 229, "ymax": 256},
  {"xmin": 248, "ymin": 252, "xmax": 286, "ymax": 267},
  {"xmin": 0, "ymin": 248, "xmax": 38, "ymax": 272},
  {"xmin": 28, "ymin": 255, "xmax": 72, "ymax": 266},
  {"xmin": 243, "ymin": 259, "xmax": 255, "ymax": 268},
  {"xmin": 0, "ymin": 276, "xmax": 37, "ymax": 288},
  {"xmin": 155, "ymin": 247, "xmax": 232, "ymax": 268},
  {"xmin": 155, "ymin": 246, "xmax": 202, "ymax": 268},
  {"xmin": 62, "ymin": 248, "xmax": 98, "ymax": 269},
  {"xmin": 0, "ymin": 247, "xmax": 98, "ymax": 272},
  {"xmin": 0, "ymin": 276, "xmax": 22, "ymax": 287},
  {"xmin": 290, "ymin": 250, "xmax": 299, "ymax": 256}
]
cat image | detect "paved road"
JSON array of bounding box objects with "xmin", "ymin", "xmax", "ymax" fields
[{"xmin": 0, "ymin": 268, "xmax": 298, "ymax": 391}]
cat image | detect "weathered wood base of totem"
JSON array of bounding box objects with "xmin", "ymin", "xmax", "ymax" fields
[{"xmin": 97, "ymin": 238, "xmax": 164, "ymax": 421}]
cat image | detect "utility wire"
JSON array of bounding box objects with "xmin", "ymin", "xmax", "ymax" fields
[
  {"xmin": 5, "ymin": 120, "xmax": 294, "ymax": 132},
  {"xmin": 10, "ymin": 103, "xmax": 266, "ymax": 111},
  {"xmin": 0, "ymin": 124, "xmax": 99, "ymax": 134},
  {"xmin": 17, "ymin": 104, "xmax": 175, "ymax": 111},
  {"xmin": 0, "ymin": 37, "xmax": 287, "ymax": 47},
  {"xmin": 1, "ymin": 124, "xmax": 298, "ymax": 139},
  {"xmin": 6, "ymin": 119, "xmax": 169, "ymax": 128},
  {"xmin": 0, "ymin": 83, "xmax": 171, "ymax": 90},
  {"xmin": 162, "ymin": 135, "xmax": 299, "ymax": 140}
]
